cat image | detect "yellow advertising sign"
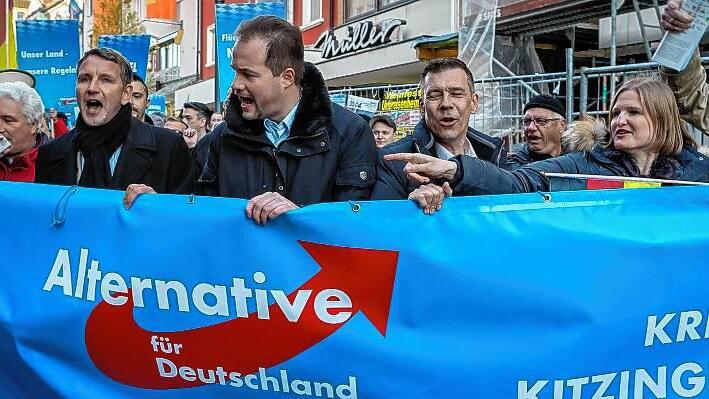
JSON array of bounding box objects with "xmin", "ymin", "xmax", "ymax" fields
[{"xmin": 380, "ymin": 88, "xmax": 422, "ymax": 111}]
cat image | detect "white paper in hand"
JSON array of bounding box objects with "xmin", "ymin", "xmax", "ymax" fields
[{"xmin": 653, "ymin": 0, "xmax": 709, "ymax": 71}]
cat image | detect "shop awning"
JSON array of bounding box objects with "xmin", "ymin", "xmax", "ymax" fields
[
  {"xmin": 412, "ymin": 32, "xmax": 459, "ymax": 60},
  {"xmin": 152, "ymin": 75, "xmax": 197, "ymax": 97}
]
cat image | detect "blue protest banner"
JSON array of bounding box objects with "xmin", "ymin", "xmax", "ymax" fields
[
  {"xmin": 147, "ymin": 94, "xmax": 167, "ymax": 115},
  {"xmin": 97, "ymin": 34, "xmax": 151, "ymax": 80},
  {"xmin": 215, "ymin": 1, "xmax": 285, "ymax": 108},
  {"xmin": 2, "ymin": 182, "xmax": 709, "ymax": 398},
  {"xmin": 15, "ymin": 19, "xmax": 80, "ymax": 109}
]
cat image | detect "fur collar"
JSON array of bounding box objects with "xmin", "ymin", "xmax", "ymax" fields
[
  {"xmin": 562, "ymin": 117, "xmax": 608, "ymax": 153},
  {"xmin": 223, "ymin": 63, "xmax": 333, "ymax": 142}
]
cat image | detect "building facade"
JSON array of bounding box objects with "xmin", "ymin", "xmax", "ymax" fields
[
  {"xmin": 75, "ymin": 0, "xmax": 673, "ymax": 113},
  {"xmin": 173, "ymin": 0, "xmax": 251, "ymax": 112},
  {"xmin": 302, "ymin": 0, "xmax": 460, "ymax": 86}
]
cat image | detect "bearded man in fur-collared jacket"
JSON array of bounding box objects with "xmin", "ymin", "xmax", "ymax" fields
[
  {"xmin": 124, "ymin": 17, "xmax": 377, "ymax": 225},
  {"xmin": 200, "ymin": 17, "xmax": 376, "ymax": 223}
]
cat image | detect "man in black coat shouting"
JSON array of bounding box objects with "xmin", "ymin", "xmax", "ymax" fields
[
  {"xmin": 35, "ymin": 48, "xmax": 193, "ymax": 194},
  {"xmin": 124, "ymin": 16, "xmax": 376, "ymax": 225}
]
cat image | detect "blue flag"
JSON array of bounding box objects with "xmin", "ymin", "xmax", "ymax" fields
[
  {"xmin": 147, "ymin": 94, "xmax": 167, "ymax": 115},
  {"xmin": 98, "ymin": 34, "xmax": 151, "ymax": 80},
  {"xmin": 215, "ymin": 1, "xmax": 285, "ymax": 108},
  {"xmin": 69, "ymin": 0, "xmax": 82, "ymax": 20},
  {"xmin": 15, "ymin": 20, "xmax": 80, "ymax": 109},
  {"xmin": 1, "ymin": 182, "xmax": 709, "ymax": 398}
]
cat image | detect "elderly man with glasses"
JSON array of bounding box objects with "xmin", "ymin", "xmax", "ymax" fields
[{"xmin": 507, "ymin": 94, "xmax": 566, "ymax": 170}]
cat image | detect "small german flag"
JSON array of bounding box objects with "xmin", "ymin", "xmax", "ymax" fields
[
  {"xmin": 585, "ymin": 178, "xmax": 661, "ymax": 190},
  {"xmin": 544, "ymin": 173, "xmax": 708, "ymax": 191}
]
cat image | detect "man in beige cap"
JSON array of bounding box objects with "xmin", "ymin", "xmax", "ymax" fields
[
  {"xmin": 0, "ymin": 69, "xmax": 51, "ymax": 135},
  {"xmin": 0, "ymin": 69, "xmax": 35, "ymax": 87}
]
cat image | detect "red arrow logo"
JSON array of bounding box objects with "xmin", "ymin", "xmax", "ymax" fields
[{"xmin": 84, "ymin": 241, "xmax": 399, "ymax": 389}]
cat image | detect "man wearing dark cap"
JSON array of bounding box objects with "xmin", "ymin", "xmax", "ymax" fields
[
  {"xmin": 370, "ymin": 114, "xmax": 397, "ymax": 149},
  {"xmin": 507, "ymin": 94, "xmax": 566, "ymax": 170}
]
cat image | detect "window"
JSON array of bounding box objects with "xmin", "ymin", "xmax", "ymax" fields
[
  {"xmin": 345, "ymin": 0, "xmax": 407, "ymax": 20},
  {"xmin": 159, "ymin": 41, "xmax": 181, "ymax": 71},
  {"xmin": 380, "ymin": 0, "xmax": 403, "ymax": 6},
  {"xmin": 206, "ymin": 24, "xmax": 216, "ymax": 67},
  {"xmin": 302, "ymin": 0, "xmax": 322, "ymax": 27},
  {"xmin": 346, "ymin": 0, "xmax": 375, "ymax": 19},
  {"xmin": 286, "ymin": 0, "xmax": 294, "ymax": 23},
  {"xmin": 135, "ymin": 0, "xmax": 143, "ymax": 19}
]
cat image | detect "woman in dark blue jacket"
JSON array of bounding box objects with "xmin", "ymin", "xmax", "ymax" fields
[{"xmin": 385, "ymin": 78, "xmax": 709, "ymax": 197}]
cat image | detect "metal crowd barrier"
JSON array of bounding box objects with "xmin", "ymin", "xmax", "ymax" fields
[{"xmin": 328, "ymin": 56, "xmax": 709, "ymax": 147}]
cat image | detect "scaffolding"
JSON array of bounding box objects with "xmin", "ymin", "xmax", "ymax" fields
[
  {"xmin": 329, "ymin": 56, "xmax": 709, "ymax": 147},
  {"xmin": 330, "ymin": 2, "xmax": 709, "ymax": 145}
]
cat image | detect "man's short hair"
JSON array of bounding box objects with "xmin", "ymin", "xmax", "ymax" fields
[
  {"xmin": 182, "ymin": 101, "xmax": 212, "ymax": 120},
  {"xmin": 419, "ymin": 58, "xmax": 475, "ymax": 93},
  {"xmin": 235, "ymin": 16, "xmax": 305, "ymax": 84},
  {"xmin": 370, "ymin": 114, "xmax": 396, "ymax": 133},
  {"xmin": 77, "ymin": 48, "xmax": 133, "ymax": 86},
  {"xmin": 130, "ymin": 72, "xmax": 148, "ymax": 95}
]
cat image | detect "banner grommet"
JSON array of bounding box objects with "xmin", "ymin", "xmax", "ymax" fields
[{"xmin": 350, "ymin": 202, "xmax": 361, "ymax": 213}]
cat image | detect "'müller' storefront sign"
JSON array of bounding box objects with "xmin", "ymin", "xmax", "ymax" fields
[{"xmin": 315, "ymin": 19, "xmax": 406, "ymax": 59}]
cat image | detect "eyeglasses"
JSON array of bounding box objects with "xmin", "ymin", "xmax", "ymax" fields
[{"xmin": 521, "ymin": 117, "xmax": 563, "ymax": 127}]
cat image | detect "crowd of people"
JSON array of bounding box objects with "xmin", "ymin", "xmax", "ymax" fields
[{"xmin": 1, "ymin": 1, "xmax": 708, "ymax": 222}]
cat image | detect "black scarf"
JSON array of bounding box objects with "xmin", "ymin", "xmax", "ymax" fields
[
  {"xmin": 74, "ymin": 103, "xmax": 132, "ymax": 188},
  {"xmin": 606, "ymin": 148, "xmax": 681, "ymax": 180}
]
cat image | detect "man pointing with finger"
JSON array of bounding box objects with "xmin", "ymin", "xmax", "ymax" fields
[{"xmin": 371, "ymin": 58, "xmax": 505, "ymax": 213}]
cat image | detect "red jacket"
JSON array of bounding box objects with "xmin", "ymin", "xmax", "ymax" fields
[
  {"xmin": 0, "ymin": 147, "xmax": 39, "ymax": 182},
  {"xmin": 53, "ymin": 118, "xmax": 69, "ymax": 139}
]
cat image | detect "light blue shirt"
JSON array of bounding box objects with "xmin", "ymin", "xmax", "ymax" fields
[
  {"xmin": 435, "ymin": 139, "xmax": 476, "ymax": 160},
  {"xmin": 109, "ymin": 146, "xmax": 122, "ymax": 175},
  {"xmin": 263, "ymin": 101, "xmax": 300, "ymax": 147},
  {"xmin": 77, "ymin": 146, "xmax": 122, "ymax": 182}
]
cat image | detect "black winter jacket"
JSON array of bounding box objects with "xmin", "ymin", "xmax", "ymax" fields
[
  {"xmin": 453, "ymin": 145, "xmax": 709, "ymax": 195},
  {"xmin": 371, "ymin": 120, "xmax": 506, "ymax": 199},
  {"xmin": 198, "ymin": 63, "xmax": 377, "ymax": 204},
  {"xmin": 35, "ymin": 118, "xmax": 194, "ymax": 193},
  {"xmin": 506, "ymin": 144, "xmax": 553, "ymax": 170}
]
